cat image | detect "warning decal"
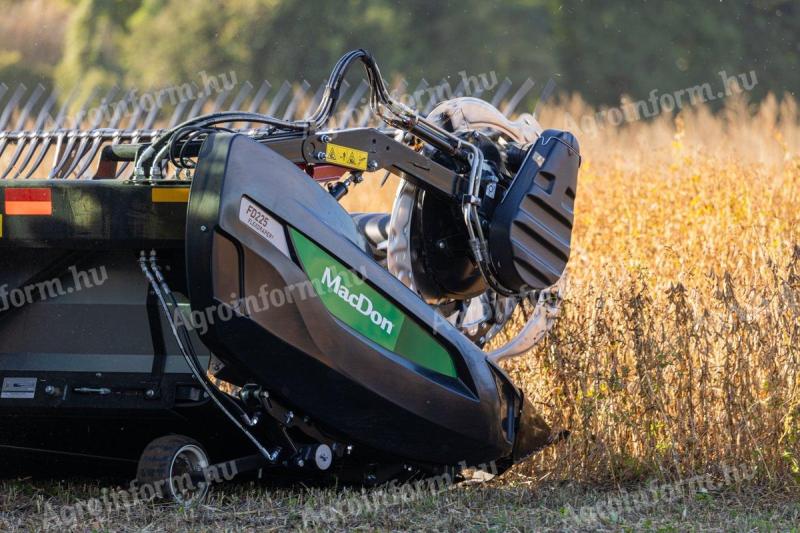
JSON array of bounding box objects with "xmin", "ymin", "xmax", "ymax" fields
[{"xmin": 324, "ymin": 143, "xmax": 368, "ymax": 171}]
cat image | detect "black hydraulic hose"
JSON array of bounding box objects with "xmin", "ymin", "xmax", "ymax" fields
[
  {"xmin": 138, "ymin": 252, "xmax": 280, "ymax": 463},
  {"xmin": 146, "ymin": 253, "xmax": 256, "ymax": 425},
  {"xmin": 136, "ymin": 49, "xmax": 470, "ymax": 176}
]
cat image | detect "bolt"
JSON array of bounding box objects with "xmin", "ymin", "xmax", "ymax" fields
[
  {"xmin": 145, "ymin": 389, "xmax": 156, "ymax": 399},
  {"xmin": 367, "ymin": 160, "xmax": 379, "ymax": 171},
  {"xmin": 437, "ymin": 240, "xmax": 446, "ymax": 249},
  {"xmin": 44, "ymin": 385, "xmax": 56, "ymax": 396},
  {"xmin": 296, "ymin": 459, "xmax": 305, "ymax": 468},
  {"xmin": 316, "ymin": 151, "xmax": 326, "ymax": 161},
  {"xmin": 320, "ymin": 134, "xmax": 332, "ymax": 143},
  {"xmin": 200, "ymin": 225, "xmax": 208, "ymax": 232}
]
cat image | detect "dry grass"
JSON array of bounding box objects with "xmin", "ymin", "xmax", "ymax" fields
[
  {"xmin": 1, "ymin": 474, "xmax": 799, "ymax": 531},
  {"xmin": 348, "ymin": 94, "xmax": 800, "ymax": 488},
  {"xmin": 512, "ymin": 94, "xmax": 800, "ymax": 487}
]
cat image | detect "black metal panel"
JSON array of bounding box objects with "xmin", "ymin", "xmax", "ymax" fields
[
  {"xmin": 0, "ymin": 180, "xmax": 188, "ymax": 248},
  {"xmin": 488, "ymin": 130, "xmax": 580, "ymax": 292},
  {"xmin": 186, "ymin": 133, "xmax": 518, "ymax": 466}
]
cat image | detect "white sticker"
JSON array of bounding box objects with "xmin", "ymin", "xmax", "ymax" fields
[
  {"xmin": 239, "ymin": 197, "xmax": 290, "ymax": 258},
  {"xmin": 1, "ymin": 377, "xmax": 37, "ymax": 399}
]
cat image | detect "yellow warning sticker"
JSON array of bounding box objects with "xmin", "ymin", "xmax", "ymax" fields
[
  {"xmin": 325, "ymin": 143, "xmax": 368, "ymax": 171},
  {"xmin": 152, "ymin": 187, "xmax": 190, "ymax": 203}
]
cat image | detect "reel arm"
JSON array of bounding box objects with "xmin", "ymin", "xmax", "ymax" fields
[{"xmin": 101, "ymin": 126, "xmax": 465, "ymax": 198}]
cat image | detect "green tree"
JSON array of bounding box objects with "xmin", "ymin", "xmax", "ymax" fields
[{"xmin": 55, "ymin": 0, "xmax": 140, "ymax": 98}]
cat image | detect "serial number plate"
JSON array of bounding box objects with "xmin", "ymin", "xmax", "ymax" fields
[
  {"xmin": 239, "ymin": 197, "xmax": 290, "ymax": 258},
  {"xmin": 1, "ymin": 377, "xmax": 37, "ymax": 399},
  {"xmin": 325, "ymin": 143, "xmax": 368, "ymax": 171}
]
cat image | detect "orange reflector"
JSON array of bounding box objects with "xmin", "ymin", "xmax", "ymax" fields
[
  {"xmin": 152, "ymin": 187, "xmax": 190, "ymax": 203},
  {"xmin": 5, "ymin": 188, "xmax": 52, "ymax": 215}
]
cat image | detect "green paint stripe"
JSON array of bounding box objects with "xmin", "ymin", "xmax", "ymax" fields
[{"xmin": 290, "ymin": 228, "xmax": 456, "ymax": 378}]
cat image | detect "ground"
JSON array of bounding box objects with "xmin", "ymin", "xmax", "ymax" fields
[{"xmin": 1, "ymin": 473, "xmax": 798, "ymax": 532}]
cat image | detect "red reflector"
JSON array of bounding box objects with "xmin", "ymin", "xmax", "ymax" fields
[
  {"xmin": 308, "ymin": 164, "xmax": 346, "ymax": 182},
  {"xmin": 5, "ymin": 188, "xmax": 52, "ymax": 215}
]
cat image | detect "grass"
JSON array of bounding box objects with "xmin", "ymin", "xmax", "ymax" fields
[
  {"xmin": 2, "ymin": 94, "xmax": 799, "ymax": 530},
  {"xmin": 1, "ymin": 475, "xmax": 798, "ymax": 531}
]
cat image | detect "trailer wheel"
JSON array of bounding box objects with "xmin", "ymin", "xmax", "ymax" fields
[{"xmin": 136, "ymin": 435, "xmax": 210, "ymax": 505}]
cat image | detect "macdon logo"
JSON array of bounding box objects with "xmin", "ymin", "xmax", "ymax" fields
[{"xmin": 321, "ymin": 266, "xmax": 395, "ymax": 335}]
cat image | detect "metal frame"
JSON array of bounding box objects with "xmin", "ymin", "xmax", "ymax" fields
[{"xmin": 0, "ymin": 69, "xmax": 538, "ymax": 180}]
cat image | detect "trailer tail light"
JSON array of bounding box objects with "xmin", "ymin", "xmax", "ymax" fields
[{"xmin": 4, "ymin": 188, "xmax": 52, "ymax": 215}]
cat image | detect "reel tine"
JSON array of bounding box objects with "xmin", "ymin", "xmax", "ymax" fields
[
  {"xmin": 308, "ymin": 80, "xmax": 327, "ymax": 114},
  {"xmin": 241, "ymin": 80, "xmax": 271, "ymax": 129},
  {"xmin": 250, "ymin": 81, "xmax": 272, "ymax": 113},
  {"xmin": 5, "ymin": 89, "xmax": 58, "ymax": 179},
  {"xmin": 210, "ymin": 87, "xmax": 231, "ymax": 114},
  {"xmin": 405, "ymin": 79, "xmax": 429, "ymax": 121},
  {"xmin": 0, "ymin": 83, "xmax": 8, "ymax": 111},
  {"xmin": 88, "ymin": 86, "xmax": 119, "ymax": 128},
  {"xmin": 142, "ymin": 95, "xmax": 161, "ymax": 133},
  {"xmin": 73, "ymin": 90, "xmax": 129, "ymax": 179},
  {"xmin": 469, "ymin": 77, "xmax": 487, "ymax": 100},
  {"xmin": 34, "ymin": 89, "xmax": 58, "ymax": 129},
  {"xmin": 187, "ymin": 85, "xmax": 212, "ymax": 118},
  {"xmin": 224, "ymin": 81, "xmax": 253, "ymax": 128},
  {"xmin": 411, "ymin": 79, "xmax": 429, "ymax": 98},
  {"xmin": 422, "ymin": 78, "xmax": 449, "ymax": 114},
  {"xmin": 105, "ymin": 89, "xmax": 129, "ymax": 129},
  {"xmin": 266, "ymin": 80, "xmax": 291, "ymax": 117},
  {"xmin": 356, "ymin": 101, "xmax": 372, "ymax": 128},
  {"xmin": 502, "ymin": 77, "xmax": 536, "ymax": 118},
  {"xmin": 490, "ymin": 78, "xmax": 513, "ymax": 108},
  {"xmin": 282, "ymin": 80, "xmax": 310, "ymax": 122},
  {"xmin": 21, "ymin": 87, "xmax": 76, "ymax": 179},
  {"xmin": 70, "ymin": 86, "xmax": 98, "ymax": 128},
  {"xmin": 0, "ymin": 85, "xmax": 47, "ymax": 178},
  {"xmin": 168, "ymin": 97, "xmax": 191, "ymax": 128},
  {"xmin": 58, "ymin": 86, "xmax": 119, "ymax": 179},
  {"xmin": 452, "ymin": 77, "xmax": 467, "ymax": 98},
  {"xmin": 531, "ymin": 78, "xmax": 557, "ymax": 118},
  {"xmin": 229, "ymin": 80, "xmax": 253, "ymax": 111},
  {"xmin": 0, "ymin": 84, "xmax": 28, "ymax": 131},
  {"xmin": 392, "ymin": 77, "xmax": 409, "ymax": 102},
  {"xmin": 120, "ymin": 89, "xmax": 144, "ymax": 130},
  {"xmin": 1, "ymin": 139, "xmax": 29, "ymax": 180},
  {"xmin": 115, "ymin": 98, "xmax": 150, "ymax": 179},
  {"xmin": 49, "ymin": 91, "xmax": 96, "ymax": 179},
  {"xmin": 15, "ymin": 84, "xmax": 46, "ymax": 128},
  {"xmin": 47, "ymin": 86, "xmax": 98, "ymax": 177},
  {"xmin": 0, "ymin": 84, "xmax": 42, "ymax": 167},
  {"xmin": 339, "ymin": 80, "xmax": 366, "ymax": 128},
  {"xmin": 55, "ymin": 85, "xmax": 79, "ymax": 127}
]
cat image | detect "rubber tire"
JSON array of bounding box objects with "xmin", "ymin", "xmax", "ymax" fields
[{"xmin": 136, "ymin": 435, "xmax": 210, "ymax": 505}]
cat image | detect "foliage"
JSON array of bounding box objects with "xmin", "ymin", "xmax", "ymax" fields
[{"xmin": 1, "ymin": 0, "xmax": 796, "ymax": 107}]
